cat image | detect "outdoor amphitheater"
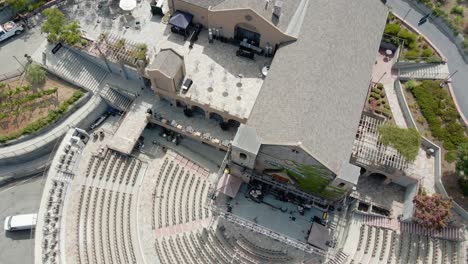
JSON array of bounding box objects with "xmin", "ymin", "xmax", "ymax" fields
[
  {"xmin": 33, "ymin": 121, "xmax": 466, "ymax": 264},
  {"xmin": 35, "ymin": 127, "xmax": 321, "ymax": 264}
]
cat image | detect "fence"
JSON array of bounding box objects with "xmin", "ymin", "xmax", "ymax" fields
[
  {"xmin": 0, "ymin": 68, "xmax": 24, "ymax": 82},
  {"xmin": 393, "ymin": 80, "xmax": 468, "ymax": 221}
]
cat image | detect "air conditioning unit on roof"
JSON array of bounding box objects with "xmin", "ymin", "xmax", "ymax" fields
[{"xmin": 273, "ymin": 0, "xmax": 283, "ymax": 17}]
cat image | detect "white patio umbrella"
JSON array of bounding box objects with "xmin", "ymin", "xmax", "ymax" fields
[{"xmin": 119, "ymin": 0, "xmax": 137, "ymax": 11}]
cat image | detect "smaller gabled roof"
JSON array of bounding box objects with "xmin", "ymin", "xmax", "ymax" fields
[
  {"xmin": 147, "ymin": 48, "xmax": 184, "ymax": 78},
  {"xmin": 232, "ymin": 124, "xmax": 261, "ymax": 155}
]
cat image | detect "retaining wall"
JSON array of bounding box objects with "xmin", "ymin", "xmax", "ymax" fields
[{"xmin": 394, "ymin": 79, "xmax": 468, "ymax": 221}]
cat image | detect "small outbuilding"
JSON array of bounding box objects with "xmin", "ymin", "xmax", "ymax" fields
[{"xmin": 146, "ymin": 48, "xmax": 186, "ymax": 94}]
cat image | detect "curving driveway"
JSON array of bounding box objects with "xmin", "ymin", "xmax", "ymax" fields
[{"xmin": 387, "ymin": 0, "xmax": 468, "ymax": 120}]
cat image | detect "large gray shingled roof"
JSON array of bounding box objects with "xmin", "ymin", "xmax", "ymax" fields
[
  {"xmin": 181, "ymin": 0, "xmax": 301, "ymax": 32},
  {"xmin": 247, "ymin": 0, "xmax": 388, "ymax": 175}
]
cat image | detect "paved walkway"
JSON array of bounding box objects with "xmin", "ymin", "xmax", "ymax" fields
[
  {"xmin": 372, "ymin": 52, "xmax": 407, "ymax": 128},
  {"xmin": 388, "ymin": 0, "xmax": 468, "ymax": 121}
]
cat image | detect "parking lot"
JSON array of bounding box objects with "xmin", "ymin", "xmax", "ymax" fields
[
  {"xmin": 0, "ymin": 17, "xmax": 45, "ymax": 77},
  {"xmin": 0, "ymin": 175, "xmax": 46, "ymax": 264}
]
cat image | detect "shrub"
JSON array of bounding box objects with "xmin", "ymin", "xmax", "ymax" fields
[
  {"xmin": 25, "ymin": 63, "xmax": 46, "ymax": 84},
  {"xmin": 413, "ymin": 193, "xmax": 453, "ymax": 231},
  {"xmin": 5, "ymin": 0, "xmax": 30, "ymax": 13},
  {"xmin": 370, "ymin": 92, "xmax": 381, "ymax": 100},
  {"xmin": 459, "ymin": 176, "xmax": 468, "ymax": 196},
  {"xmin": 398, "ymin": 29, "xmax": 417, "ymax": 45},
  {"xmin": 42, "ymin": 8, "xmax": 82, "ymax": 45},
  {"xmin": 422, "ymin": 48, "xmax": 433, "ymax": 57},
  {"xmin": 427, "ymin": 56, "xmax": 444, "ymax": 63},
  {"xmin": 116, "ymin": 38, "xmax": 126, "ymax": 49},
  {"xmin": 130, "ymin": 43, "xmax": 148, "ymax": 61},
  {"xmin": 456, "ymin": 143, "xmax": 468, "ymax": 176},
  {"xmin": 404, "ymin": 49, "xmax": 420, "ymax": 59},
  {"xmin": 378, "ymin": 123, "xmax": 421, "ymax": 161},
  {"xmin": 81, "ymin": 39, "xmax": 88, "ymax": 46},
  {"xmin": 406, "ymin": 80, "xmax": 419, "ymax": 90},
  {"xmin": 384, "ymin": 23, "xmax": 401, "ymax": 35},
  {"xmin": 445, "ymin": 151, "xmax": 457, "ymax": 162},
  {"xmin": 433, "ymin": 7, "xmax": 448, "ymax": 18},
  {"xmin": 451, "ymin": 5, "xmax": 464, "ymax": 16},
  {"xmin": 409, "ymin": 80, "xmax": 468, "ymax": 161}
]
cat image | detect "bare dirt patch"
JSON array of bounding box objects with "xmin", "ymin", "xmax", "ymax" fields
[{"xmin": 0, "ymin": 74, "xmax": 80, "ymax": 136}]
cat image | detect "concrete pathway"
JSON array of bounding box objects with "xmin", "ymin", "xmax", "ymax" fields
[
  {"xmin": 388, "ymin": 0, "xmax": 468, "ymax": 121},
  {"xmin": 384, "ymin": 83, "xmax": 407, "ymax": 128},
  {"xmin": 372, "ymin": 53, "xmax": 407, "ymax": 128}
]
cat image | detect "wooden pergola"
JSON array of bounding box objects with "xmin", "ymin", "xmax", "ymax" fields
[{"xmin": 351, "ymin": 112, "xmax": 415, "ymax": 176}]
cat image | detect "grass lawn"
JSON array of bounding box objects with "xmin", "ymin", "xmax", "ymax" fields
[{"xmin": 0, "ymin": 73, "xmax": 85, "ymax": 143}]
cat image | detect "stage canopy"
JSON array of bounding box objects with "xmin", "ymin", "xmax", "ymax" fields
[
  {"xmin": 307, "ymin": 223, "xmax": 332, "ymax": 251},
  {"xmin": 216, "ymin": 173, "xmax": 242, "ymax": 198},
  {"xmin": 169, "ymin": 11, "xmax": 193, "ymax": 29}
]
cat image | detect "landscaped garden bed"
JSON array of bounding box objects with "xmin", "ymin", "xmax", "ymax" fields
[
  {"xmin": 0, "ymin": 66, "xmax": 85, "ymax": 144},
  {"xmin": 75, "ymin": 33, "xmax": 149, "ymax": 68},
  {"xmin": 384, "ymin": 13, "xmax": 443, "ymax": 62},
  {"xmin": 365, "ymin": 83, "xmax": 393, "ymax": 121},
  {"xmin": 416, "ymin": 0, "xmax": 467, "ymax": 38},
  {"xmin": 402, "ymin": 79, "xmax": 468, "ymax": 209}
]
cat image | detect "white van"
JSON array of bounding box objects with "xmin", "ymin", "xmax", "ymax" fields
[{"xmin": 4, "ymin": 214, "xmax": 37, "ymax": 231}]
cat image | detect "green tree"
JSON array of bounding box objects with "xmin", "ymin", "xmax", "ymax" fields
[
  {"xmin": 25, "ymin": 63, "xmax": 46, "ymax": 84},
  {"xmin": 41, "ymin": 8, "xmax": 82, "ymax": 45},
  {"xmin": 42, "ymin": 8, "xmax": 66, "ymax": 42},
  {"xmin": 6, "ymin": 0, "xmax": 30, "ymax": 13},
  {"xmin": 60, "ymin": 21, "xmax": 82, "ymax": 45},
  {"xmin": 378, "ymin": 123, "xmax": 421, "ymax": 161},
  {"xmin": 456, "ymin": 143, "xmax": 468, "ymax": 196},
  {"xmin": 413, "ymin": 193, "xmax": 452, "ymax": 231}
]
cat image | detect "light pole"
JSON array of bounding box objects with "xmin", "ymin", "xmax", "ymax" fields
[{"xmin": 440, "ymin": 70, "xmax": 458, "ymax": 88}]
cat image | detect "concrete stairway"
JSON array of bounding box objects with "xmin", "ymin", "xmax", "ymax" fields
[
  {"xmin": 100, "ymin": 85, "xmax": 133, "ymax": 111},
  {"xmin": 45, "ymin": 47, "xmax": 108, "ymax": 92},
  {"xmin": 327, "ymin": 250, "xmax": 348, "ymax": 264},
  {"xmin": 399, "ymin": 63, "xmax": 449, "ymax": 80}
]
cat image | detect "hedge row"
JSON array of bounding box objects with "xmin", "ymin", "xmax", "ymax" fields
[
  {"xmin": 0, "ymin": 85, "xmax": 31, "ymax": 98},
  {"xmin": 0, "ymin": 88, "xmax": 57, "ymax": 110},
  {"xmin": 0, "ymin": 90, "xmax": 84, "ymax": 143},
  {"xmin": 408, "ymin": 80, "xmax": 467, "ymax": 161}
]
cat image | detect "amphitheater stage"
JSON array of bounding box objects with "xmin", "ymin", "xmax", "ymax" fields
[
  {"xmin": 229, "ymin": 184, "xmax": 326, "ymax": 244},
  {"xmin": 108, "ymin": 100, "xmax": 150, "ymax": 154}
]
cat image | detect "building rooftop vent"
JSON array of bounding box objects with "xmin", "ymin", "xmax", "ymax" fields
[{"xmin": 273, "ymin": 0, "xmax": 283, "ymax": 17}]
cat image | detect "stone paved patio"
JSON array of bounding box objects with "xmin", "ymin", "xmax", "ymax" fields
[{"xmin": 355, "ymin": 174, "xmax": 406, "ymax": 218}]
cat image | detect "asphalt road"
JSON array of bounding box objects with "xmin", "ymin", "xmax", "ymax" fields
[
  {"xmin": 0, "ymin": 20, "xmax": 45, "ymax": 78},
  {"xmin": 388, "ymin": 0, "xmax": 468, "ymax": 120},
  {"xmin": 0, "ymin": 175, "xmax": 46, "ymax": 264}
]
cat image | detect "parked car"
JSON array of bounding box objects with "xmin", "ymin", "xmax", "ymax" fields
[
  {"xmin": 181, "ymin": 78, "xmax": 193, "ymax": 93},
  {"xmin": 4, "ymin": 214, "xmax": 37, "ymax": 231},
  {"xmin": 0, "ymin": 21, "xmax": 24, "ymax": 43},
  {"xmin": 90, "ymin": 112, "xmax": 110, "ymax": 130}
]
